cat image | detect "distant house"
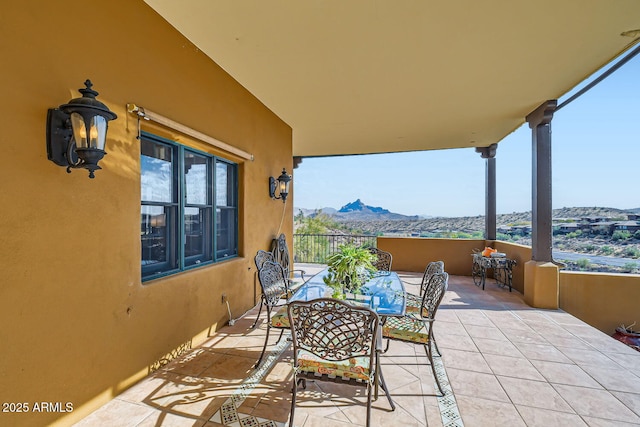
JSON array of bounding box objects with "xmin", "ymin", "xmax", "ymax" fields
[
  {"xmin": 589, "ymin": 221, "xmax": 616, "ymax": 235},
  {"xmin": 614, "ymin": 221, "xmax": 640, "ymax": 233},
  {"xmin": 627, "ymin": 214, "xmax": 640, "ymax": 221},
  {"xmin": 580, "ymin": 216, "xmax": 611, "ymax": 224},
  {"xmin": 512, "ymin": 225, "xmax": 531, "ymax": 236},
  {"xmin": 555, "ymin": 223, "xmax": 580, "ymax": 234},
  {"xmin": 497, "ymin": 225, "xmax": 512, "ymax": 234}
]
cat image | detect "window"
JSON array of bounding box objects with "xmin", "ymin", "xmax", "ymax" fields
[{"xmin": 141, "ymin": 133, "xmax": 238, "ymax": 281}]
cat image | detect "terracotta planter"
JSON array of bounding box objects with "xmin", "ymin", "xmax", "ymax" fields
[{"xmin": 612, "ymin": 326, "xmax": 640, "ymax": 352}]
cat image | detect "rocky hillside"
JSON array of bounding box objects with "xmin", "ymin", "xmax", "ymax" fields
[{"xmin": 334, "ymin": 206, "xmax": 631, "ymax": 235}]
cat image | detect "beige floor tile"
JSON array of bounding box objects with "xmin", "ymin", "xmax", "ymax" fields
[
  {"xmin": 456, "ymin": 395, "xmax": 526, "ymax": 427},
  {"xmin": 483, "ymin": 353, "xmax": 546, "ymax": 381},
  {"xmin": 500, "ymin": 327, "xmax": 550, "ymax": 346},
  {"xmin": 580, "ymin": 364, "xmax": 640, "ymax": 394},
  {"xmin": 435, "ymin": 331, "xmax": 479, "ymax": 352},
  {"xmin": 117, "ymin": 374, "xmax": 175, "ymax": 403},
  {"xmin": 435, "ymin": 319, "xmax": 470, "ymax": 336},
  {"xmin": 516, "ymin": 405, "xmax": 588, "ymax": 426},
  {"xmin": 465, "ymin": 324, "xmax": 509, "ymax": 341},
  {"xmin": 497, "ymin": 375, "xmax": 574, "ymax": 413},
  {"xmin": 485, "ymin": 314, "xmax": 531, "ymax": 332},
  {"xmin": 446, "ymin": 368, "xmax": 510, "ymax": 402},
  {"xmin": 606, "ymin": 351, "xmax": 640, "ymax": 371},
  {"xmin": 553, "ymin": 384, "xmax": 640, "ymax": 424},
  {"xmin": 441, "ymin": 348, "xmax": 493, "ymax": 374},
  {"xmin": 611, "ymin": 391, "xmax": 640, "ymax": 418},
  {"xmin": 137, "ymin": 410, "xmax": 210, "ymax": 426},
  {"xmin": 455, "ymin": 311, "xmax": 495, "ymax": 328},
  {"xmin": 73, "ymin": 399, "xmax": 154, "ymax": 426},
  {"xmin": 559, "ymin": 346, "xmax": 618, "ymax": 367},
  {"xmin": 581, "ymin": 416, "xmax": 640, "ymax": 426},
  {"xmin": 540, "ymin": 332, "xmax": 594, "ymax": 350},
  {"xmin": 472, "ymin": 337, "xmax": 524, "ymax": 358},
  {"xmin": 513, "ymin": 342, "xmax": 573, "ymax": 363},
  {"xmin": 530, "ymin": 360, "xmax": 602, "ymax": 388},
  {"xmin": 382, "ymin": 378, "xmax": 427, "ymax": 424},
  {"xmin": 162, "ymin": 348, "xmax": 225, "ymax": 377}
]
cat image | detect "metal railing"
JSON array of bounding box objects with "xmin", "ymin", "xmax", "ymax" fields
[{"xmin": 293, "ymin": 234, "xmax": 377, "ymax": 263}]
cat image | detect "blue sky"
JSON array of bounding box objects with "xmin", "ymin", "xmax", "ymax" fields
[{"xmin": 294, "ymin": 53, "xmax": 640, "ymax": 217}]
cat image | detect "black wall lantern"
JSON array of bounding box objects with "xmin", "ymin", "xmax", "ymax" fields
[
  {"xmin": 47, "ymin": 80, "xmax": 117, "ymax": 178},
  {"xmin": 269, "ymin": 168, "xmax": 292, "ymax": 203}
]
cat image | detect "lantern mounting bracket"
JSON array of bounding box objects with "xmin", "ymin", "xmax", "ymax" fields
[{"xmin": 46, "ymin": 108, "xmax": 79, "ymax": 168}]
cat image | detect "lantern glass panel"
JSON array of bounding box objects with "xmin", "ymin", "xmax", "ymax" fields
[{"xmin": 90, "ymin": 115, "xmax": 107, "ymax": 149}]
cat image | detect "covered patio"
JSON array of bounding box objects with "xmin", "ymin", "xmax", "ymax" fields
[
  {"xmin": 76, "ymin": 265, "xmax": 640, "ymax": 426},
  {"xmin": 2, "ymin": 2, "xmax": 639, "ymax": 426}
]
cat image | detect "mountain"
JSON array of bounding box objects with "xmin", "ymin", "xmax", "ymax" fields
[{"xmin": 296, "ymin": 199, "xmax": 419, "ymax": 221}]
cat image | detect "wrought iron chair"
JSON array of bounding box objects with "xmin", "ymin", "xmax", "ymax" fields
[
  {"xmin": 271, "ymin": 233, "xmax": 306, "ymax": 289},
  {"xmin": 254, "ymin": 249, "xmax": 275, "ymax": 271},
  {"xmin": 287, "ymin": 298, "xmax": 395, "ymax": 427},
  {"xmin": 404, "ymin": 261, "xmax": 445, "ymax": 315},
  {"xmin": 251, "ymin": 250, "xmax": 280, "ymax": 331},
  {"xmin": 252, "ymin": 261, "xmax": 291, "ymax": 368},
  {"xmin": 382, "ymin": 272, "xmax": 449, "ymax": 395},
  {"xmin": 367, "ymin": 247, "xmax": 392, "ymax": 272}
]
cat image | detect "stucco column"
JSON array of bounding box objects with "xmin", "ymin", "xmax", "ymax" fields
[
  {"xmin": 524, "ymin": 100, "xmax": 559, "ymax": 309},
  {"xmin": 526, "ymin": 100, "xmax": 556, "ymax": 262},
  {"xmin": 475, "ymin": 144, "xmax": 497, "ymax": 240}
]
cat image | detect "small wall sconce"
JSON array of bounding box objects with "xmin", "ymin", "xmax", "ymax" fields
[
  {"xmin": 46, "ymin": 80, "xmax": 117, "ymax": 178},
  {"xmin": 269, "ymin": 168, "xmax": 292, "ymax": 203}
]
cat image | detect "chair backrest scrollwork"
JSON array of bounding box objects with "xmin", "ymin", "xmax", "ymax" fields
[
  {"xmin": 368, "ymin": 247, "xmax": 392, "ymax": 272},
  {"xmin": 257, "ymin": 261, "xmax": 289, "ymax": 307},
  {"xmin": 288, "ymin": 298, "xmax": 378, "ymax": 364}
]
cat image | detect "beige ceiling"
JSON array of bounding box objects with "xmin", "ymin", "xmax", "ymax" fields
[{"xmin": 144, "ymin": 0, "xmax": 640, "ymax": 157}]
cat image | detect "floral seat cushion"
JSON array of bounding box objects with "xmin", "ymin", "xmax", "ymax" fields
[
  {"xmin": 382, "ymin": 315, "xmax": 430, "ymax": 344},
  {"xmin": 270, "ymin": 306, "xmax": 290, "ymax": 328},
  {"xmin": 404, "ymin": 292, "xmax": 429, "ymax": 317},
  {"xmin": 296, "ymin": 350, "xmax": 372, "ymax": 382}
]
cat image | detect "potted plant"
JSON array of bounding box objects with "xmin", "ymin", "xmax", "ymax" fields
[
  {"xmin": 612, "ymin": 323, "xmax": 640, "ymax": 352},
  {"xmin": 323, "ymin": 244, "xmax": 377, "ymax": 298}
]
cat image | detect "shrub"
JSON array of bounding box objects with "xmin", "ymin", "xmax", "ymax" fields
[
  {"xmin": 612, "ymin": 230, "xmax": 632, "ymax": 241},
  {"xmin": 624, "ymin": 247, "xmax": 640, "ymax": 258},
  {"xmin": 634, "ymin": 230, "xmax": 640, "ymax": 240},
  {"xmin": 575, "ymin": 258, "xmax": 591, "ymax": 270},
  {"xmin": 601, "ymin": 245, "xmax": 614, "ymax": 255},
  {"xmin": 622, "ymin": 262, "xmax": 639, "ymax": 273}
]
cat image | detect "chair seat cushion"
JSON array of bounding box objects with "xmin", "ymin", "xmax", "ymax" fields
[
  {"xmin": 404, "ymin": 292, "xmax": 429, "ymax": 317},
  {"xmin": 382, "ymin": 315, "xmax": 430, "ymax": 344},
  {"xmin": 270, "ymin": 306, "xmax": 290, "ymax": 328},
  {"xmin": 296, "ymin": 350, "xmax": 372, "ymax": 382}
]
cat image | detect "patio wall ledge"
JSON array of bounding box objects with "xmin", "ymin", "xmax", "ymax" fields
[{"xmin": 524, "ymin": 260, "xmax": 559, "ymax": 309}]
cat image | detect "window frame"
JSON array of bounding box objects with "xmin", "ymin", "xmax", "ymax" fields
[{"xmin": 140, "ymin": 132, "xmax": 238, "ymax": 282}]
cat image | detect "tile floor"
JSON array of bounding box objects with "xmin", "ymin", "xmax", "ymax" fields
[{"xmin": 75, "ymin": 264, "xmax": 640, "ymax": 426}]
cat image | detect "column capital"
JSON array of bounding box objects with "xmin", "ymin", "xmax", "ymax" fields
[
  {"xmin": 526, "ymin": 100, "xmax": 558, "ymax": 128},
  {"xmin": 475, "ymin": 143, "xmax": 497, "ymax": 159}
]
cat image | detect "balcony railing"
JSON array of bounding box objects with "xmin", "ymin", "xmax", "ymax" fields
[{"xmin": 293, "ymin": 234, "xmax": 377, "ymax": 263}]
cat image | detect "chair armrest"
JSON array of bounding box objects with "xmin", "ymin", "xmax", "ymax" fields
[{"xmin": 291, "ymin": 268, "xmax": 307, "ymax": 282}]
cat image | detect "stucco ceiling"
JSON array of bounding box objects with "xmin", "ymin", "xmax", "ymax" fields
[{"xmin": 144, "ymin": 0, "xmax": 640, "ymax": 157}]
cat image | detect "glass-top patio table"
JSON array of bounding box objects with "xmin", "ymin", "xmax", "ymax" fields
[
  {"xmin": 287, "ymin": 268, "xmax": 405, "ymax": 411},
  {"xmin": 288, "ymin": 268, "xmax": 407, "ymax": 317}
]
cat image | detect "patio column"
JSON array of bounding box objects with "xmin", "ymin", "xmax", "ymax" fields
[
  {"xmin": 476, "ymin": 144, "xmax": 497, "ymax": 241},
  {"xmin": 524, "ymin": 100, "xmax": 559, "ymax": 309}
]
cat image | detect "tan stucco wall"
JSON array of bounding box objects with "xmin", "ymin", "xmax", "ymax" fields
[
  {"xmin": 0, "ymin": 2, "xmax": 293, "ymax": 426},
  {"xmin": 377, "ymin": 237, "xmax": 485, "ymax": 276},
  {"xmin": 559, "ymin": 271, "xmax": 640, "ymax": 334},
  {"xmin": 378, "ymin": 237, "xmax": 640, "ymax": 337},
  {"xmin": 378, "ymin": 238, "xmax": 528, "ymax": 293}
]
